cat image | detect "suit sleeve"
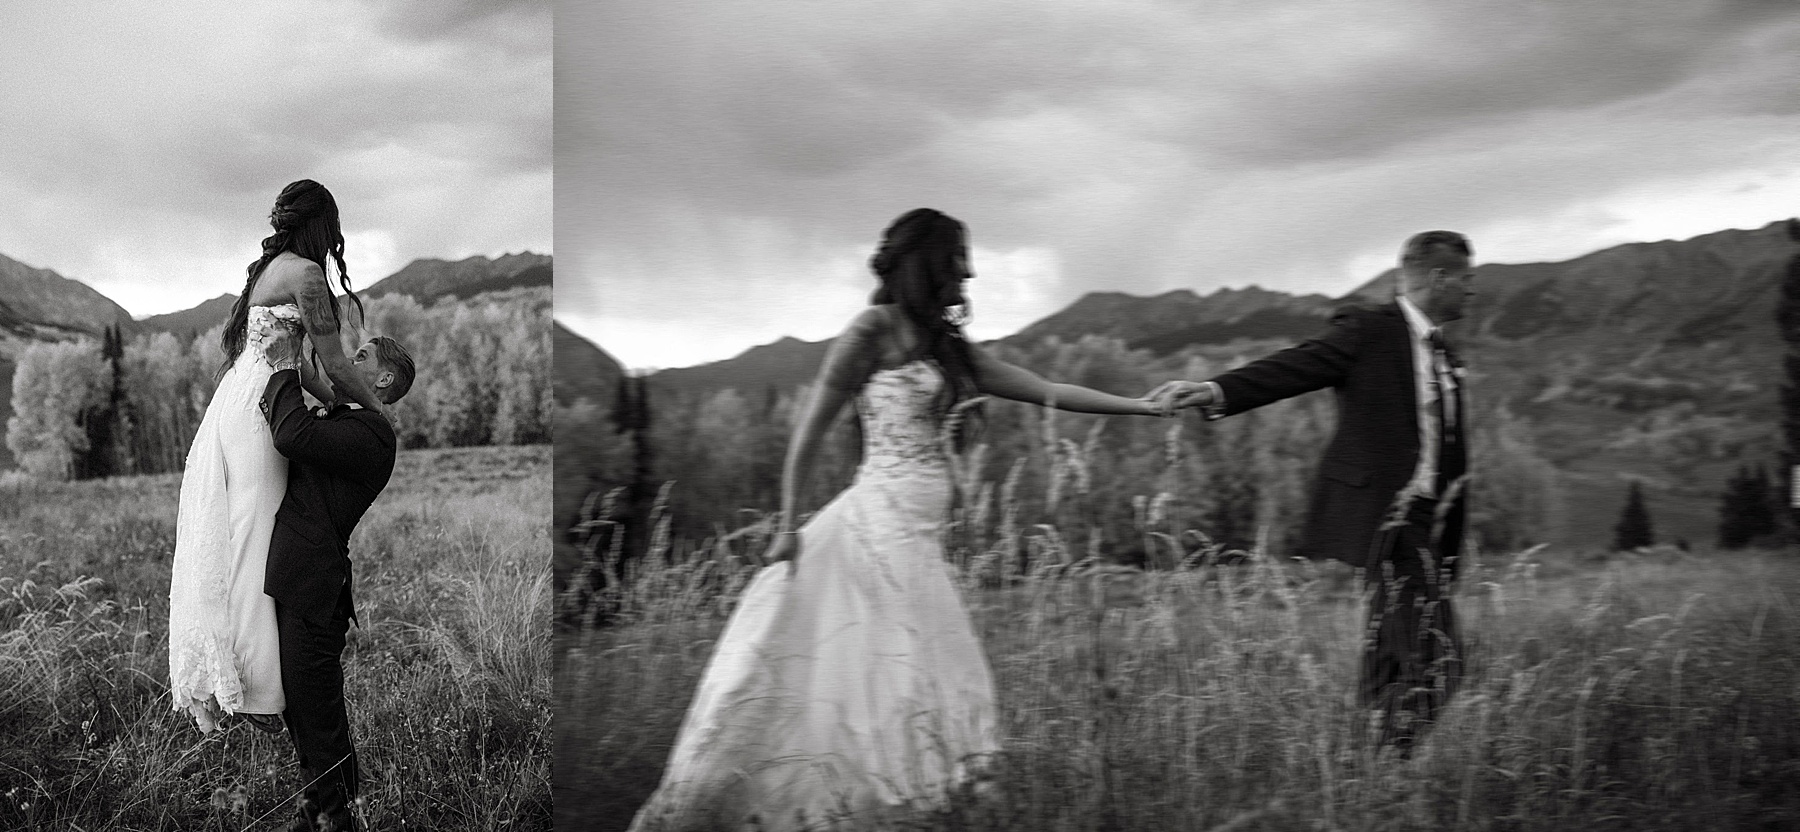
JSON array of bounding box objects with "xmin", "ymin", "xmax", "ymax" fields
[
  {"xmin": 260, "ymin": 369, "xmax": 394, "ymax": 473},
  {"xmin": 1205, "ymin": 306, "xmax": 1369, "ymax": 416}
]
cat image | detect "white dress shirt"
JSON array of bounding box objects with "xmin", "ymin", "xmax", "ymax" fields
[{"xmin": 1397, "ymin": 295, "xmax": 1456, "ymax": 500}]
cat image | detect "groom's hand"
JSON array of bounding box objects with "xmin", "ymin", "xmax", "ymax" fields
[
  {"xmin": 1147, "ymin": 380, "xmax": 1214, "ymax": 411},
  {"xmin": 265, "ymin": 323, "xmax": 304, "ymax": 371}
]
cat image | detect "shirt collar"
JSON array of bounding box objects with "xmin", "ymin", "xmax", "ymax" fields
[{"xmin": 1396, "ymin": 295, "xmax": 1437, "ymax": 339}]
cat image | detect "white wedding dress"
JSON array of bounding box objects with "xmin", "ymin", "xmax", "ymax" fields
[
  {"xmin": 629, "ymin": 360, "xmax": 1001, "ymax": 831},
  {"xmin": 168, "ymin": 304, "xmax": 300, "ymax": 731}
]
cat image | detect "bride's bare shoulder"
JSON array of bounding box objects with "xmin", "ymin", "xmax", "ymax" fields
[
  {"xmin": 846, "ymin": 305, "xmax": 895, "ymax": 336},
  {"xmin": 838, "ymin": 306, "xmax": 899, "ymax": 358},
  {"xmin": 814, "ymin": 306, "xmax": 895, "ymax": 389}
]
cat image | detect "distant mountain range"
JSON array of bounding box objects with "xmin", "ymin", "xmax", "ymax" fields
[
  {"xmin": 131, "ymin": 252, "xmax": 554, "ymax": 338},
  {"xmin": 135, "ymin": 294, "xmax": 239, "ymax": 338},
  {"xmin": 559, "ymin": 219, "xmax": 1800, "ymax": 549},
  {"xmin": 364, "ymin": 253, "xmax": 553, "ymax": 303},
  {"xmin": 0, "ymin": 251, "xmax": 550, "ymax": 468},
  {"xmin": 1010, "ymin": 285, "xmax": 1339, "ymax": 355}
]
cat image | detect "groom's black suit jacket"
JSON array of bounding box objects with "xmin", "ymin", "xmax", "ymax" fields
[
  {"xmin": 259, "ymin": 369, "xmax": 396, "ymax": 622},
  {"xmin": 1206, "ymin": 301, "xmax": 1467, "ymax": 571}
]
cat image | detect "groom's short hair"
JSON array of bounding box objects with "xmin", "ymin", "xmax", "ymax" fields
[
  {"xmin": 371, "ymin": 336, "xmax": 416, "ymax": 403},
  {"xmin": 1400, "ymin": 230, "xmax": 1472, "ymax": 270}
]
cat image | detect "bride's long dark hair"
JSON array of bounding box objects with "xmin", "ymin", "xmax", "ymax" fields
[
  {"xmin": 219, "ymin": 179, "xmax": 364, "ymax": 378},
  {"xmin": 869, "ymin": 208, "xmax": 981, "ymax": 439}
]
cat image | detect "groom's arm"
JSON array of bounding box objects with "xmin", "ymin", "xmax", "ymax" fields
[
  {"xmin": 261, "ymin": 369, "xmax": 394, "ymax": 474},
  {"xmin": 1204, "ymin": 305, "xmax": 1370, "ymax": 416}
]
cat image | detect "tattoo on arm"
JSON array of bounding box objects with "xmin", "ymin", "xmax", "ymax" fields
[{"xmin": 295, "ymin": 269, "xmax": 339, "ymax": 338}]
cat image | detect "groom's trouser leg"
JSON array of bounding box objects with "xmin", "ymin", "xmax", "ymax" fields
[
  {"xmin": 277, "ymin": 587, "xmax": 360, "ymax": 831},
  {"xmin": 1359, "ymin": 499, "xmax": 1462, "ymax": 750}
]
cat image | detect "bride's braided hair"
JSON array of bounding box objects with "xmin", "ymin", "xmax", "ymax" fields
[
  {"xmin": 869, "ymin": 208, "xmax": 982, "ymax": 445},
  {"xmin": 219, "ymin": 179, "xmax": 365, "ymax": 378}
]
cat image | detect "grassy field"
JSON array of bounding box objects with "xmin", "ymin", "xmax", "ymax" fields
[
  {"xmin": 0, "ymin": 444, "xmax": 552, "ymax": 831},
  {"xmin": 557, "ymin": 528, "xmax": 1800, "ymax": 831}
]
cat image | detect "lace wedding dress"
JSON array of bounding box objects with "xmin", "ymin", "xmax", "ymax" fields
[
  {"xmin": 629, "ymin": 360, "xmax": 1001, "ymax": 831},
  {"xmin": 168, "ymin": 304, "xmax": 300, "ymax": 731}
]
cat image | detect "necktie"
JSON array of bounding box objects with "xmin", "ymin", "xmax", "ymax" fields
[{"xmin": 1427, "ymin": 329, "xmax": 1458, "ymax": 435}]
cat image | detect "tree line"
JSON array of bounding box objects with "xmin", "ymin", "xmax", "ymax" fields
[
  {"xmin": 5, "ymin": 286, "xmax": 550, "ymax": 481},
  {"xmin": 1612, "ymin": 466, "xmax": 1784, "ymax": 552}
]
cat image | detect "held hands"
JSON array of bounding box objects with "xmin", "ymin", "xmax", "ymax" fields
[
  {"xmin": 1136, "ymin": 393, "xmax": 1177, "ymax": 418},
  {"xmin": 1145, "ymin": 380, "xmax": 1214, "ymax": 413}
]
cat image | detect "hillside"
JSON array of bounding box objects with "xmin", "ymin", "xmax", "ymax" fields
[
  {"xmin": 137, "ymin": 293, "xmax": 236, "ymax": 338},
  {"xmin": 646, "ymin": 336, "xmax": 831, "ymax": 400},
  {"xmin": 365, "ymin": 253, "xmax": 553, "ymax": 300},
  {"xmin": 1008, "ymin": 285, "xmax": 1337, "ymax": 354},
  {"xmin": 0, "ymin": 253, "xmax": 134, "ymax": 340},
  {"xmin": 554, "ymin": 321, "xmax": 624, "ymax": 407}
]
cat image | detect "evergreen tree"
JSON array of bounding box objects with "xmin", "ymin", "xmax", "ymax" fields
[
  {"xmin": 1748, "ymin": 464, "xmax": 1777, "ymax": 544},
  {"xmin": 1613, "ymin": 480, "xmax": 1654, "ymax": 551},
  {"xmin": 1719, "ymin": 464, "xmax": 1777, "ymax": 549},
  {"xmin": 77, "ymin": 325, "xmax": 125, "ymax": 479},
  {"xmin": 622, "ymin": 374, "xmax": 657, "ymax": 563}
]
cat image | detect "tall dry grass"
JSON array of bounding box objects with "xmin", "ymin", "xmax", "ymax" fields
[
  {"xmin": 0, "ymin": 445, "xmax": 552, "ymax": 831},
  {"xmin": 557, "ymin": 482, "xmax": 1800, "ymax": 831}
]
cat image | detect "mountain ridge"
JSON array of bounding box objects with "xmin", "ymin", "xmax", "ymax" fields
[{"xmin": 131, "ymin": 252, "xmax": 554, "ymax": 337}]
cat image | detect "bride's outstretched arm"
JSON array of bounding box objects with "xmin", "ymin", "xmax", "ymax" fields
[
  {"xmin": 765, "ymin": 309, "xmax": 882, "ymax": 564},
  {"xmin": 970, "ymin": 343, "xmax": 1166, "ymax": 416},
  {"xmin": 297, "ymin": 350, "xmax": 336, "ymax": 404}
]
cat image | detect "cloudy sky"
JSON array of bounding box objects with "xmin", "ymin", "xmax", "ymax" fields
[
  {"xmin": 0, "ymin": 0, "xmax": 551, "ymax": 319},
  {"xmin": 560, "ymin": 0, "xmax": 1800, "ymax": 370}
]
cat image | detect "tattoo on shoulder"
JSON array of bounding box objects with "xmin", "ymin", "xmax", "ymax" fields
[{"xmin": 296, "ymin": 275, "xmax": 339, "ymax": 335}]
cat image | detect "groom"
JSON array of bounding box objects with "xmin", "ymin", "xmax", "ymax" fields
[
  {"xmin": 1154, "ymin": 230, "xmax": 1477, "ymax": 751},
  {"xmin": 260, "ymin": 334, "xmax": 416, "ymax": 831}
]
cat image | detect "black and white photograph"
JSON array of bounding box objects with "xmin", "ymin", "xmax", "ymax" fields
[
  {"xmin": 1, "ymin": 2, "xmax": 552, "ymax": 829},
  {"xmin": 556, "ymin": 2, "xmax": 1800, "ymax": 830}
]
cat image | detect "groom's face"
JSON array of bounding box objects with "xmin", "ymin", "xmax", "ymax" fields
[
  {"xmin": 1424, "ymin": 255, "xmax": 1477, "ymax": 322},
  {"xmin": 343, "ymin": 339, "xmax": 396, "ymax": 401}
]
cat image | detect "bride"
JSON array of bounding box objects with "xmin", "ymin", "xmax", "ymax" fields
[
  {"xmin": 628, "ymin": 208, "xmax": 1169, "ymax": 830},
  {"xmin": 167, "ymin": 179, "xmax": 393, "ymax": 733}
]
